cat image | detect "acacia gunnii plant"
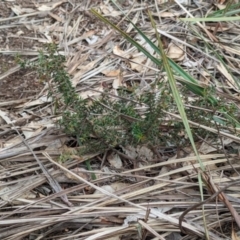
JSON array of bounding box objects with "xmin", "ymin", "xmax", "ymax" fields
[{"xmin": 17, "ymin": 43, "xmax": 239, "ymax": 153}]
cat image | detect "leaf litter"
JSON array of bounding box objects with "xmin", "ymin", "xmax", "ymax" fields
[{"xmin": 0, "ymin": 0, "xmax": 240, "ymax": 239}]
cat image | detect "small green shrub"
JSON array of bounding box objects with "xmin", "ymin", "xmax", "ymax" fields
[{"xmin": 17, "ymin": 44, "xmax": 239, "ymax": 153}]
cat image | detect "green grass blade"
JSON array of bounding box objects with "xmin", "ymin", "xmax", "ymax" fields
[
  {"xmin": 150, "ymin": 11, "xmax": 208, "ymax": 236},
  {"xmin": 150, "ymin": 16, "xmax": 209, "ymax": 234},
  {"xmin": 90, "ymin": 9, "xmax": 162, "ymax": 67},
  {"xmin": 107, "ymin": 10, "xmax": 217, "ymax": 105},
  {"xmin": 190, "ymin": 25, "xmax": 240, "ymax": 90},
  {"xmin": 208, "ymin": 2, "xmax": 240, "ymax": 17},
  {"xmin": 198, "ymin": 172, "xmax": 210, "ymax": 240},
  {"xmin": 180, "ymin": 16, "xmax": 240, "ymax": 22},
  {"xmin": 148, "ymin": 11, "xmax": 205, "ymax": 170}
]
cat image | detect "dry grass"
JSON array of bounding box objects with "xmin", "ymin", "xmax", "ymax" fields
[{"xmin": 0, "ymin": 0, "xmax": 240, "ymax": 239}]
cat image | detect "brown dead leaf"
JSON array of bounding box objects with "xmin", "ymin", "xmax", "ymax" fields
[
  {"xmin": 72, "ymin": 59, "xmax": 101, "ymax": 86},
  {"xmin": 217, "ymin": 62, "xmax": 238, "ymax": 90},
  {"xmin": 199, "ymin": 138, "xmax": 233, "ymax": 154},
  {"xmin": 102, "ymin": 68, "xmax": 120, "ymax": 77},
  {"xmin": 136, "ymin": 146, "xmax": 153, "ymax": 162},
  {"xmin": 4, "ymin": 135, "xmax": 23, "ymax": 148},
  {"xmin": 199, "ymin": 70, "xmax": 211, "ymax": 86},
  {"xmin": 112, "ymin": 73, "xmax": 123, "ymax": 89},
  {"xmin": 65, "ymin": 168, "xmax": 89, "ymax": 181},
  {"xmin": 22, "ymin": 127, "xmax": 43, "ymax": 139},
  {"xmin": 94, "ymin": 185, "xmax": 115, "ymax": 195},
  {"xmin": 167, "ymin": 43, "xmax": 185, "ymax": 61},
  {"xmin": 0, "ymin": 109, "xmax": 12, "ymax": 124},
  {"xmin": 205, "ymin": 24, "xmax": 231, "ymax": 32},
  {"xmin": 215, "ymin": 3, "xmax": 227, "ymax": 9},
  {"xmin": 129, "ymin": 56, "xmax": 147, "ymax": 72},
  {"xmin": 122, "ymin": 146, "xmax": 138, "ymax": 159},
  {"xmin": 110, "ymin": 182, "xmax": 131, "ymax": 192},
  {"xmin": 107, "ymin": 152, "xmax": 123, "ymax": 169},
  {"xmin": 94, "ymin": 182, "xmax": 131, "ymax": 195},
  {"xmin": 232, "ymin": 229, "xmax": 240, "ymax": 240},
  {"xmin": 183, "ymin": 59, "xmax": 202, "ymax": 69},
  {"xmin": 11, "ymin": 6, "xmax": 35, "ymax": 15},
  {"xmin": 113, "ymin": 46, "xmax": 131, "ymax": 58},
  {"xmin": 100, "ymin": 4, "xmax": 120, "ymax": 17},
  {"xmin": 159, "ymin": 12, "xmax": 179, "ymax": 17},
  {"xmin": 79, "ymin": 86, "xmax": 103, "ymax": 100},
  {"xmin": 157, "ymin": 0, "xmax": 170, "ymax": 3},
  {"xmin": 37, "ymin": 0, "xmax": 67, "ymax": 11}
]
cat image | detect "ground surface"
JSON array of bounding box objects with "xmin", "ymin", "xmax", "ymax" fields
[{"xmin": 0, "ymin": 0, "xmax": 240, "ymax": 240}]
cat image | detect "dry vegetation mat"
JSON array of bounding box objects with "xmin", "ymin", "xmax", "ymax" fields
[{"xmin": 0, "ymin": 0, "xmax": 240, "ymax": 239}]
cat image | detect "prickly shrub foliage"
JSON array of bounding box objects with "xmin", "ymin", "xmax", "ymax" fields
[{"xmin": 17, "ymin": 44, "xmax": 239, "ymax": 153}]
